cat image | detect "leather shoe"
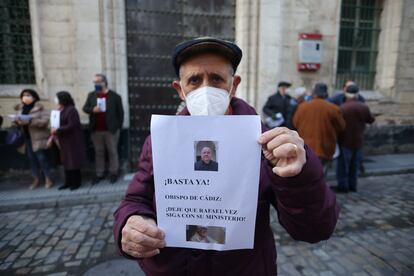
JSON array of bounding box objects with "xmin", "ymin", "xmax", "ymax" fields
[
  {"xmin": 70, "ymin": 184, "xmax": 81, "ymax": 191},
  {"xmin": 58, "ymin": 184, "xmax": 70, "ymax": 190}
]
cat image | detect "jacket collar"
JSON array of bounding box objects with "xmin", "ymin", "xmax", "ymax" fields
[{"xmin": 14, "ymin": 101, "xmax": 44, "ymax": 113}]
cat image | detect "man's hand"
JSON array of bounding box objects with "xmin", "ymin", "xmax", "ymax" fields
[
  {"xmin": 258, "ymin": 127, "xmax": 306, "ymax": 177},
  {"xmin": 50, "ymin": 128, "xmax": 57, "ymax": 135},
  {"xmin": 121, "ymin": 215, "xmax": 165, "ymax": 258},
  {"xmin": 92, "ymin": 106, "xmax": 101, "ymax": 113}
]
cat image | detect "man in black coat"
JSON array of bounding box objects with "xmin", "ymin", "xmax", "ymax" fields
[{"xmin": 262, "ymin": 81, "xmax": 297, "ymax": 129}]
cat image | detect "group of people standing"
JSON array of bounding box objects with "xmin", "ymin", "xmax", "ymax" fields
[
  {"xmin": 12, "ymin": 74, "xmax": 124, "ymax": 190},
  {"xmin": 262, "ymin": 80, "xmax": 375, "ymax": 193}
]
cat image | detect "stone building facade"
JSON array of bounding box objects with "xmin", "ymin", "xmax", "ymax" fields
[
  {"xmin": 0, "ymin": 0, "xmax": 413, "ymax": 161},
  {"xmin": 236, "ymin": 0, "xmax": 414, "ymax": 113},
  {"xmin": 0, "ymin": 0, "xmax": 129, "ymax": 127}
]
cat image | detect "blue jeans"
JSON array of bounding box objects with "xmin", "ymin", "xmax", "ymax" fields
[
  {"xmin": 26, "ymin": 139, "xmax": 50, "ymax": 178},
  {"xmin": 336, "ymin": 146, "xmax": 362, "ymax": 191}
]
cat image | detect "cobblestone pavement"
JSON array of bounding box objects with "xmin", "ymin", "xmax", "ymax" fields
[
  {"xmin": 272, "ymin": 173, "xmax": 414, "ymax": 276},
  {"xmin": 0, "ymin": 173, "xmax": 412, "ymax": 275}
]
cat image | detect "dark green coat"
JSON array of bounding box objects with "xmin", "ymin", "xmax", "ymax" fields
[{"xmin": 82, "ymin": 90, "xmax": 124, "ymax": 133}]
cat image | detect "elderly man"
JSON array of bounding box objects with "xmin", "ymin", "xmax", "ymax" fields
[
  {"xmin": 328, "ymin": 80, "xmax": 367, "ymax": 175},
  {"xmin": 328, "ymin": 79, "xmax": 365, "ymax": 106},
  {"xmin": 262, "ymin": 81, "xmax": 297, "ymax": 129},
  {"xmin": 293, "ymin": 83, "xmax": 346, "ymax": 176},
  {"xmin": 114, "ymin": 37, "xmax": 339, "ymax": 275},
  {"xmin": 195, "ymin": 146, "xmax": 218, "ymax": 171},
  {"xmin": 333, "ymin": 84, "xmax": 375, "ymax": 193}
]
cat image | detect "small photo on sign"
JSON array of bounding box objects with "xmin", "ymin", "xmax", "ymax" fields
[
  {"xmin": 186, "ymin": 225, "xmax": 226, "ymax": 245},
  {"xmin": 194, "ymin": 141, "xmax": 218, "ymax": 172}
]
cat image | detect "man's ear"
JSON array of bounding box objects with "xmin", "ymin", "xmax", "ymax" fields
[
  {"xmin": 172, "ymin": 80, "xmax": 185, "ymax": 101},
  {"xmin": 230, "ymin": 75, "xmax": 241, "ymax": 97}
]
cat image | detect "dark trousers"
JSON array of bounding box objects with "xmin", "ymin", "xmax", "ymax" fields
[
  {"xmin": 64, "ymin": 169, "xmax": 82, "ymax": 188},
  {"xmin": 336, "ymin": 146, "xmax": 362, "ymax": 191}
]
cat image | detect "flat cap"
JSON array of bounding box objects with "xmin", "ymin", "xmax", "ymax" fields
[
  {"xmin": 277, "ymin": 81, "xmax": 292, "ymax": 88},
  {"xmin": 346, "ymin": 84, "xmax": 359, "ymax": 94},
  {"xmin": 172, "ymin": 37, "xmax": 242, "ymax": 77}
]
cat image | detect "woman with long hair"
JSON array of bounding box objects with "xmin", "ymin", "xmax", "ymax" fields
[
  {"xmin": 14, "ymin": 89, "xmax": 53, "ymax": 189},
  {"xmin": 51, "ymin": 91, "xmax": 86, "ymax": 190}
]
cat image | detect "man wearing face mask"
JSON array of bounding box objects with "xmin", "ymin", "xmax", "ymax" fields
[
  {"xmin": 113, "ymin": 37, "xmax": 339, "ymax": 275},
  {"xmin": 83, "ymin": 74, "xmax": 124, "ymax": 184}
]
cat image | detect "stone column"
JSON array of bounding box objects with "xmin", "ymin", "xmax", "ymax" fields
[
  {"xmin": 236, "ymin": 0, "xmax": 284, "ymax": 112},
  {"xmin": 375, "ymin": 0, "xmax": 404, "ymax": 100},
  {"xmin": 98, "ymin": 0, "xmax": 129, "ymax": 127},
  {"xmin": 394, "ymin": 0, "xmax": 414, "ymax": 103},
  {"xmin": 235, "ymin": 0, "xmax": 261, "ymax": 108}
]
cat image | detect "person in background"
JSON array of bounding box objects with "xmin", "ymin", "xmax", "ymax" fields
[
  {"xmin": 14, "ymin": 89, "xmax": 53, "ymax": 189},
  {"xmin": 51, "ymin": 91, "xmax": 86, "ymax": 191},
  {"xmin": 83, "ymin": 74, "xmax": 124, "ymax": 184},
  {"xmin": 291, "ymin": 86, "xmax": 308, "ymax": 105},
  {"xmin": 262, "ymin": 81, "xmax": 297, "ymax": 129},
  {"xmin": 329, "ymin": 80, "xmax": 367, "ymax": 174},
  {"xmin": 328, "ymin": 80, "xmax": 365, "ymax": 106},
  {"xmin": 293, "ymin": 83, "xmax": 346, "ymax": 176},
  {"xmin": 333, "ymin": 84, "xmax": 375, "ymax": 193}
]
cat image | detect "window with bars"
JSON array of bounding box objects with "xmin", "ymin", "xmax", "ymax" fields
[
  {"xmin": 0, "ymin": 0, "xmax": 35, "ymax": 84},
  {"xmin": 336, "ymin": 0, "xmax": 382, "ymax": 90}
]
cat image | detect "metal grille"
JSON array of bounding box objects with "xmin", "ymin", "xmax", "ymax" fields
[
  {"xmin": 336, "ymin": 0, "xmax": 382, "ymax": 90},
  {"xmin": 0, "ymin": 0, "xmax": 35, "ymax": 84},
  {"xmin": 126, "ymin": 0, "xmax": 235, "ymax": 164}
]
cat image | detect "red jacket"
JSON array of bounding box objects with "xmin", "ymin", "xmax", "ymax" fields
[{"xmin": 113, "ymin": 97, "xmax": 340, "ymax": 275}]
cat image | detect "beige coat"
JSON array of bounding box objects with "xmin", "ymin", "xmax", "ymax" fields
[{"xmin": 14, "ymin": 102, "xmax": 50, "ymax": 152}]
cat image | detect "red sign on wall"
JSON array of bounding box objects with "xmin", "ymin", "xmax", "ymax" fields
[{"xmin": 298, "ymin": 33, "xmax": 322, "ymax": 72}]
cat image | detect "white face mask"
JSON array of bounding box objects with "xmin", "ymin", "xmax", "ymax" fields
[
  {"xmin": 185, "ymin": 86, "xmax": 231, "ymax": 116},
  {"xmin": 54, "ymin": 97, "xmax": 59, "ymax": 105}
]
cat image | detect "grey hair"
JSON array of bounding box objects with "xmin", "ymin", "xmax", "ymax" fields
[{"xmin": 345, "ymin": 92, "xmax": 357, "ymax": 99}]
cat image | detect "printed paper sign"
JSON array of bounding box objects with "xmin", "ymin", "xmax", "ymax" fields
[
  {"xmin": 151, "ymin": 115, "xmax": 261, "ymax": 251},
  {"xmin": 50, "ymin": 110, "xmax": 60, "ymax": 129},
  {"xmin": 97, "ymin": 98, "xmax": 106, "ymax": 112}
]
